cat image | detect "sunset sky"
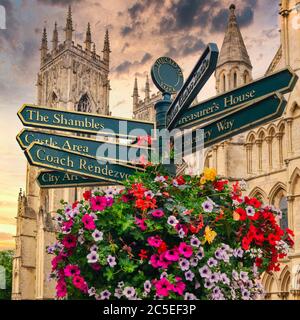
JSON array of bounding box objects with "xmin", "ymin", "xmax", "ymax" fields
[{"xmin": 0, "ymin": 0, "xmax": 279, "ymax": 250}]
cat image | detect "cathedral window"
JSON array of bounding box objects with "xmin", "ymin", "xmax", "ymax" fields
[
  {"xmin": 222, "ymin": 74, "xmax": 226, "ymax": 92},
  {"xmin": 243, "ymin": 71, "xmax": 250, "ymax": 84},
  {"xmin": 279, "ymin": 196, "xmax": 288, "ymax": 230},
  {"xmin": 233, "ymin": 72, "xmax": 238, "ymax": 88},
  {"xmin": 77, "ymin": 93, "xmax": 92, "ymax": 113}
]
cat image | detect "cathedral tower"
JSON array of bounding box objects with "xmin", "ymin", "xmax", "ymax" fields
[
  {"xmin": 12, "ymin": 7, "xmax": 111, "ymax": 299},
  {"xmin": 215, "ymin": 4, "xmax": 253, "ymax": 94}
]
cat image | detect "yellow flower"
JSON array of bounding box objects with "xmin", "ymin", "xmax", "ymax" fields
[
  {"xmin": 204, "ymin": 226, "xmax": 217, "ymax": 244},
  {"xmin": 203, "ymin": 168, "xmax": 217, "ymax": 182},
  {"xmin": 200, "ymin": 176, "xmax": 207, "ymax": 185}
]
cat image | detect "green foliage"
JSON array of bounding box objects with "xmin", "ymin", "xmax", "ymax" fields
[{"xmin": 0, "ymin": 250, "xmax": 13, "ymax": 300}]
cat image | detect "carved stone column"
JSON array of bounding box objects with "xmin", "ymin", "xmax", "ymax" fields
[
  {"xmin": 266, "ymin": 136, "xmax": 273, "ymax": 170},
  {"xmin": 245, "ymin": 143, "xmax": 252, "ymax": 174},
  {"xmin": 276, "ymin": 132, "xmax": 284, "ymax": 168}
]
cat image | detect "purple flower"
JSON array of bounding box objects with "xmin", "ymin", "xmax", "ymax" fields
[
  {"xmin": 199, "ymin": 265, "xmax": 212, "ymax": 278},
  {"xmin": 204, "ymin": 278, "xmax": 214, "ymax": 289},
  {"xmin": 100, "ymin": 290, "xmax": 111, "ymax": 300},
  {"xmin": 240, "ymin": 271, "xmax": 249, "ymax": 282},
  {"xmin": 179, "ymin": 258, "xmax": 190, "ymax": 271},
  {"xmin": 207, "ymin": 258, "xmax": 218, "ymax": 268},
  {"xmin": 220, "ymin": 273, "xmax": 230, "ymax": 285},
  {"xmin": 123, "ymin": 287, "xmax": 136, "ymax": 299},
  {"xmin": 196, "ymin": 247, "xmax": 205, "ymax": 260},
  {"xmin": 107, "ymin": 255, "xmax": 117, "ymax": 267},
  {"xmin": 185, "ymin": 270, "xmax": 195, "ymax": 281},
  {"xmin": 190, "ymin": 236, "xmax": 201, "ymax": 247},
  {"xmin": 114, "ymin": 288, "xmax": 123, "ymax": 299},
  {"xmin": 232, "ymin": 270, "xmax": 239, "ymax": 281},
  {"xmin": 209, "ymin": 273, "xmax": 220, "ymax": 283},
  {"xmin": 90, "ymin": 244, "xmax": 98, "ymax": 252},
  {"xmin": 184, "ymin": 292, "xmax": 198, "ymax": 300},
  {"xmin": 144, "ymin": 280, "xmax": 152, "ymax": 292},
  {"xmin": 233, "ymin": 248, "xmax": 244, "ymax": 258},
  {"xmin": 215, "ymin": 249, "xmax": 223, "ymax": 260},
  {"xmin": 241, "ymin": 289, "xmax": 251, "ymax": 300},
  {"xmin": 202, "ymin": 200, "xmax": 214, "ymax": 213},
  {"xmin": 190, "ymin": 257, "xmax": 199, "ymax": 267}
]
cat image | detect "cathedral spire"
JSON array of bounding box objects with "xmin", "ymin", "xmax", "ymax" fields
[
  {"xmin": 52, "ymin": 22, "xmax": 58, "ymax": 52},
  {"xmin": 102, "ymin": 29, "xmax": 111, "ymax": 67},
  {"xmin": 145, "ymin": 74, "xmax": 150, "ymax": 101},
  {"xmin": 40, "ymin": 27, "xmax": 48, "ymax": 63},
  {"xmin": 217, "ymin": 4, "xmax": 252, "ymax": 69},
  {"xmin": 64, "ymin": 5, "xmax": 74, "ymax": 44},
  {"xmin": 85, "ymin": 23, "xmax": 92, "ymax": 51},
  {"xmin": 132, "ymin": 77, "xmax": 139, "ymax": 110}
]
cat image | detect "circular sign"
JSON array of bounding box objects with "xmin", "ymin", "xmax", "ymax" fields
[{"xmin": 151, "ymin": 57, "xmax": 184, "ymax": 94}]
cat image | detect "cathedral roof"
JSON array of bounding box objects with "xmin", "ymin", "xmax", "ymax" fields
[{"xmin": 217, "ymin": 4, "xmax": 252, "ymax": 69}]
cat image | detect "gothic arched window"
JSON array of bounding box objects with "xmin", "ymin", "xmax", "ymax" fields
[
  {"xmin": 244, "ymin": 71, "xmax": 250, "ymax": 84},
  {"xmin": 222, "ymin": 74, "xmax": 226, "ymax": 92},
  {"xmin": 77, "ymin": 93, "xmax": 92, "ymax": 113},
  {"xmin": 279, "ymin": 196, "xmax": 288, "ymax": 230},
  {"xmin": 233, "ymin": 72, "xmax": 238, "ymax": 88}
]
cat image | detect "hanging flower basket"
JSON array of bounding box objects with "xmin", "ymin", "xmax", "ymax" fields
[{"xmin": 48, "ymin": 165, "xmax": 294, "ymax": 300}]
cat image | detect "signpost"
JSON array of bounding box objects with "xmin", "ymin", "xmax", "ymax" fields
[
  {"xmin": 171, "ymin": 68, "xmax": 297, "ymax": 130},
  {"xmin": 37, "ymin": 170, "xmax": 117, "ymax": 188},
  {"xmin": 17, "ymin": 129, "xmax": 151, "ymax": 164},
  {"xmin": 166, "ymin": 43, "xmax": 219, "ymax": 129},
  {"xmin": 25, "ymin": 142, "xmax": 145, "ymax": 184},
  {"xmin": 175, "ymin": 93, "xmax": 287, "ymax": 156},
  {"xmin": 18, "ymin": 104, "xmax": 154, "ymax": 138}
]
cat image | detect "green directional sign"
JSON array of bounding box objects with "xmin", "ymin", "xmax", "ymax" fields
[
  {"xmin": 166, "ymin": 43, "xmax": 219, "ymax": 129},
  {"xmin": 18, "ymin": 104, "xmax": 154, "ymax": 138},
  {"xmin": 17, "ymin": 129, "xmax": 151, "ymax": 164},
  {"xmin": 37, "ymin": 170, "xmax": 117, "ymax": 188},
  {"xmin": 171, "ymin": 68, "xmax": 297, "ymax": 130},
  {"xmin": 25, "ymin": 142, "xmax": 144, "ymax": 184},
  {"xmin": 175, "ymin": 93, "xmax": 287, "ymax": 155}
]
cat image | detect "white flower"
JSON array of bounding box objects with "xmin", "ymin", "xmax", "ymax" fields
[
  {"xmin": 167, "ymin": 215, "xmax": 179, "ymax": 226},
  {"xmin": 87, "ymin": 252, "xmax": 99, "ymax": 264},
  {"xmin": 90, "ymin": 244, "xmax": 98, "ymax": 252},
  {"xmin": 246, "ymin": 206, "xmax": 255, "ymax": 217},
  {"xmin": 92, "ymin": 229, "xmax": 103, "ymax": 242},
  {"xmin": 123, "ymin": 286, "xmax": 136, "ymax": 299},
  {"xmin": 90, "ymin": 212, "xmax": 98, "ymax": 221}
]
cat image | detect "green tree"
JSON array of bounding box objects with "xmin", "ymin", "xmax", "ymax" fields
[{"xmin": 0, "ymin": 250, "xmax": 13, "ymax": 300}]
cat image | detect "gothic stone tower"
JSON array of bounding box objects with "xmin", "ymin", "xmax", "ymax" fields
[
  {"xmin": 12, "ymin": 6, "xmax": 111, "ymax": 299},
  {"xmin": 205, "ymin": 4, "xmax": 253, "ymax": 177}
]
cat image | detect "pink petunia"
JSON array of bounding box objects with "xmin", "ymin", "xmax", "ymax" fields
[
  {"xmin": 155, "ymin": 278, "xmax": 173, "ymax": 297},
  {"xmin": 151, "ymin": 209, "xmax": 164, "ymax": 218},
  {"xmin": 72, "ymin": 275, "xmax": 88, "ymax": 293},
  {"xmin": 150, "ymin": 254, "xmax": 161, "ymax": 268},
  {"xmin": 82, "ymin": 214, "xmax": 96, "ymax": 230},
  {"xmin": 106, "ymin": 197, "xmax": 114, "ymax": 207},
  {"xmin": 90, "ymin": 196, "xmax": 107, "ymax": 212},
  {"xmin": 135, "ymin": 217, "xmax": 147, "ymax": 231},
  {"xmin": 164, "ymin": 248, "xmax": 180, "ymax": 261},
  {"xmin": 178, "ymin": 242, "xmax": 193, "ymax": 258},
  {"xmin": 64, "ymin": 264, "xmax": 80, "ymax": 277},
  {"xmin": 147, "ymin": 235, "xmax": 163, "ymax": 247},
  {"xmin": 51, "ymin": 255, "xmax": 63, "ymax": 270},
  {"xmin": 56, "ymin": 279, "xmax": 67, "ymax": 298},
  {"xmin": 172, "ymin": 279, "xmax": 186, "ymax": 296}
]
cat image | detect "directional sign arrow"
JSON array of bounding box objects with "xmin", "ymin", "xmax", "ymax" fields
[
  {"xmin": 17, "ymin": 129, "xmax": 151, "ymax": 164},
  {"xmin": 25, "ymin": 142, "xmax": 144, "ymax": 184},
  {"xmin": 18, "ymin": 104, "xmax": 154, "ymax": 138},
  {"xmin": 175, "ymin": 93, "xmax": 287, "ymax": 156},
  {"xmin": 166, "ymin": 43, "xmax": 219, "ymax": 129},
  {"xmin": 37, "ymin": 170, "xmax": 117, "ymax": 188},
  {"xmin": 171, "ymin": 68, "xmax": 297, "ymax": 130}
]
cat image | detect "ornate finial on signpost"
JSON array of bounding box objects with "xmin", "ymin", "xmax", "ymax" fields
[
  {"xmin": 151, "ymin": 57, "xmax": 183, "ymax": 173},
  {"xmin": 230, "ymin": 4, "xmax": 236, "ymax": 11}
]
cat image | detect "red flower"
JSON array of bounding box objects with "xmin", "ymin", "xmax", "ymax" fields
[
  {"xmin": 72, "ymin": 201, "xmax": 79, "ymax": 209},
  {"xmin": 268, "ymin": 233, "xmax": 280, "ymax": 246},
  {"xmin": 236, "ymin": 207, "xmax": 247, "ymax": 221},
  {"xmin": 286, "ymin": 228, "xmax": 295, "ymax": 237},
  {"xmin": 213, "ymin": 180, "xmax": 228, "ymax": 191},
  {"xmin": 62, "ymin": 235, "xmax": 77, "ymax": 249},
  {"xmin": 255, "ymin": 257, "xmax": 263, "ymax": 268},
  {"xmin": 242, "ymin": 236, "xmax": 251, "ymax": 250},
  {"xmin": 177, "ymin": 176, "xmax": 186, "ymax": 186},
  {"xmin": 83, "ymin": 190, "xmax": 92, "ymax": 201},
  {"xmin": 72, "ymin": 275, "xmax": 88, "ymax": 292},
  {"xmin": 248, "ymin": 198, "xmax": 262, "ymax": 209},
  {"xmin": 158, "ymin": 241, "xmax": 167, "ymax": 254},
  {"xmin": 138, "ymin": 249, "xmax": 148, "ymax": 260}
]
